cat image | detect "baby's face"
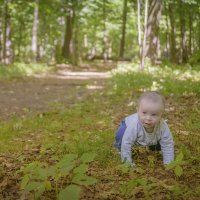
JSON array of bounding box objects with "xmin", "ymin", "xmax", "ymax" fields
[{"xmin": 137, "ymin": 98, "xmax": 163, "ymax": 131}]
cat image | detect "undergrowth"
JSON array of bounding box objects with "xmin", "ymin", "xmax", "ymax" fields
[
  {"xmin": 0, "ymin": 63, "xmax": 200, "ymax": 199},
  {"xmin": 0, "ymin": 63, "xmax": 53, "ymax": 79}
]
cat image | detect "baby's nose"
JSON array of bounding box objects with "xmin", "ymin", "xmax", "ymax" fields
[{"xmin": 146, "ymin": 115, "xmax": 152, "ymax": 121}]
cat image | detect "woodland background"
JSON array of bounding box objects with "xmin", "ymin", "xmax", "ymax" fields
[
  {"xmin": 0, "ymin": 0, "xmax": 200, "ymax": 199},
  {"xmin": 1, "ymin": 0, "xmax": 200, "ymax": 67}
]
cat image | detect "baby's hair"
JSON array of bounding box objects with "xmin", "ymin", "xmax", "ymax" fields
[{"xmin": 137, "ymin": 91, "xmax": 165, "ymax": 109}]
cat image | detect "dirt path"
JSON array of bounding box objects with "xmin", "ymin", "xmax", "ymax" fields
[{"xmin": 0, "ymin": 65, "xmax": 112, "ymax": 120}]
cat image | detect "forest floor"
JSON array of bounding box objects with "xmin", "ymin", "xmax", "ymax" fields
[
  {"xmin": 0, "ymin": 62, "xmax": 200, "ymax": 200},
  {"xmin": 0, "ymin": 63, "xmax": 112, "ymax": 120}
]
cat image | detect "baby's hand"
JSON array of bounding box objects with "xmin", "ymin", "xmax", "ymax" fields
[
  {"xmin": 131, "ymin": 162, "xmax": 136, "ymax": 167},
  {"xmin": 122, "ymin": 157, "xmax": 136, "ymax": 167}
]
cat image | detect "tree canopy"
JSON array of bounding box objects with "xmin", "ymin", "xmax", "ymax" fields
[{"xmin": 0, "ymin": 0, "xmax": 200, "ymax": 67}]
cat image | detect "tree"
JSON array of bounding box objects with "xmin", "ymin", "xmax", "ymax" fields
[
  {"xmin": 179, "ymin": 0, "xmax": 187, "ymax": 63},
  {"xmin": 140, "ymin": 0, "xmax": 148, "ymax": 70},
  {"xmin": 119, "ymin": 0, "xmax": 128, "ymax": 59},
  {"xmin": 62, "ymin": 0, "xmax": 75, "ymax": 61},
  {"xmin": 137, "ymin": 0, "xmax": 141, "ymax": 58},
  {"xmin": 147, "ymin": 0, "xmax": 162, "ymax": 64},
  {"xmin": 2, "ymin": 0, "xmax": 13, "ymax": 64},
  {"xmin": 31, "ymin": 0, "xmax": 39, "ymax": 62},
  {"xmin": 168, "ymin": 2, "xmax": 177, "ymax": 63}
]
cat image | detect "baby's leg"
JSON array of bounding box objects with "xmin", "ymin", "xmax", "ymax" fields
[{"xmin": 114, "ymin": 120, "xmax": 127, "ymax": 152}]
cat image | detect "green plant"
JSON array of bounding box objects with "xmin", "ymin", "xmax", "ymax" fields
[
  {"xmin": 20, "ymin": 152, "xmax": 97, "ymax": 200},
  {"xmin": 165, "ymin": 152, "xmax": 186, "ymax": 177},
  {"xmin": 116, "ymin": 162, "xmax": 132, "ymax": 174},
  {"xmin": 119, "ymin": 178, "xmax": 155, "ymax": 198},
  {"xmin": 167, "ymin": 184, "xmax": 193, "ymax": 198},
  {"xmin": 0, "ymin": 63, "xmax": 53, "ymax": 80}
]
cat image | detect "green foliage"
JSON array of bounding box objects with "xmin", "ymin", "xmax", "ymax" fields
[
  {"xmin": 189, "ymin": 50, "xmax": 200, "ymax": 65},
  {"xmin": 1, "ymin": 63, "xmax": 200, "ymax": 199},
  {"xmin": 120, "ymin": 178, "xmax": 155, "ymax": 198},
  {"xmin": 116, "ymin": 162, "xmax": 132, "ymax": 174},
  {"xmin": 0, "ymin": 63, "xmax": 53, "ymax": 80},
  {"xmin": 58, "ymin": 185, "xmax": 81, "ymax": 200},
  {"xmin": 19, "ymin": 153, "xmax": 97, "ymax": 199},
  {"xmin": 168, "ymin": 184, "xmax": 193, "ymax": 198},
  {"xmin": 112, "ymin": 63, "xmax": 200, "ymax": 97},
  {"xmin": 165, "ymin": 152, "xmax": 185, "ymax": 177},
  {"xmin": 80, "ymin": 152, "xmax": 96, "ymax": 163}
]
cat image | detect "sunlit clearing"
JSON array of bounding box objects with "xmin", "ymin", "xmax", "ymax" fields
[
  {"xmin": 150, "ymin": 81, "xmax": 162, "ymax": 91},
  {"xmin": 127, "ymin": 101, "xmax": 135, "ymax": 107},
  {"xmin": 86, "ymin": 85, "xmax": 103, "ymax": 90}
]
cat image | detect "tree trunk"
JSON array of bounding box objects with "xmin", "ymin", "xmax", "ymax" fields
[
  {"xmin": 168, "ymin": 3, "xmax": 177, "ymax": 63},
  {"xmin": 62, "ymin": 1, "xmax": 74, "ymax": 61},
  {"xmin": 17, "ymin": 19, "xmax": 24, "ymax": 59},
  {"xmin": 146, "ymin": 0, "xmax": 162, "ymax": 64},
  {"xmin": 119, "ymin": 0, "xmax": 128, "ymax": 59},
  {"xmin": 0, "ymin": 6, "xmax": 3, "ymax": 63},
  {"xmin": 31, "ymin": 0, "xmax": 39, "ymax": 62},
  {"xmin": 108, "ymin": 42, "xmax": 112, "ymax": 59},
  {"xmin": 103, "ymin": 0, "xmax": 107, "ymax": 62},
  {"xmin": 188, "ymin": 10, "xmax": 192, "ymax": 56},
  {"xmin": 72, "ymin": 5, "xmax": 79, "ymax": 66},
  {"xmin": 179, "ymin": 0, "xmax": 187, "ymax": 63},
  {"xmin": 199, "ymin": 13, "xmax": 200, "ymax": 51},
  {"xmin": 164, "ymin": 1, "xmax": 170, "ymax": 59},
  {"xmin": 140, "ymin": 0, "xmax": 148, "ymax": 70},
  {"xmin": 137, "ymin": 0, "xmax": 141, "ymax": 58},
  {"xmin": 3, "ymin": 0, "xmax": 13, "ymax": 64}
]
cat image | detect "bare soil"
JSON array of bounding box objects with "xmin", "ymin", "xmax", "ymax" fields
[{"xmin": 0, "ymin": 64, "xmax": 112, "ymax": 120}]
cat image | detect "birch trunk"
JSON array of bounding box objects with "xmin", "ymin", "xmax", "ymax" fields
[
  {"xmin": 137, "ymin": 0, "xmax": 141, "ymax": 57},
  {"xmin": 140, "ymin": 0, "xmax": 148, "ymax": 70},
  {"xmin": 31, "ymin": 0, "xmax": 39, "ymax": 62}
]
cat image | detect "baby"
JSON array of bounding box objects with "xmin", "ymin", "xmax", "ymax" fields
[{"xmin": 114, "ymin": 91, "xmax": 174, "ymax": 166}]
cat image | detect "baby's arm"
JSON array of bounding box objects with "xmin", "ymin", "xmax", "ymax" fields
[
  {"xmin": 121, "ymin": 125, "xmax": 137, "ymax": 166},
  {"xmin": 159, "ymin": 121, "xmax": 174, "ymax": 165}
]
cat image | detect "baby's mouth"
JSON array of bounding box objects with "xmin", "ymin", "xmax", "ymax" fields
[{"xmin": 144, "ymin": 123, "xmax": 152, "ymax": 127}]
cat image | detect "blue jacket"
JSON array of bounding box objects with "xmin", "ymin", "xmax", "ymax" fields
[{"xmin": 121, "ymin": 113, "xmax": 174, "ymax": 165}]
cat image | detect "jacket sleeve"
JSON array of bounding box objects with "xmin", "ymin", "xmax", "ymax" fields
[
  {"xmin": 159, "ymin": 122, "xmax": 174, "ymax": 165},
  {"xmin": 121, "ymin": 124, "xmax": 137, "ymax": 165}
]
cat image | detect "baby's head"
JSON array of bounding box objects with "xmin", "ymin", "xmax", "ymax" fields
[{"xmin": 137, "ymin": 91, "xmax": 165, "ymax": 132}]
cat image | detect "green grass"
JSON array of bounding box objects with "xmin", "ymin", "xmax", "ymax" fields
[
  {"xmin": 0, "ymin": 63, "xmax": 54, "ymax": 79},
  {"xmin": 1, "ymin": 62, "xmax": 200, "ymax": 199}
]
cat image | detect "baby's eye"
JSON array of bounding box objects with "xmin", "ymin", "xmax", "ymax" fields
[
  {"xmin": 142, "ymin": 112, "xmax": 147, "ymax": 114},
  {"xmin": 152, "ymin": 114, "xmax": 157, "ymax": 116}
]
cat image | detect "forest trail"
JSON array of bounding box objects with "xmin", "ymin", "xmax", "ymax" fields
[{"xmin": 0, "ymin": 64, "xmax": 112, "ymax": 120}]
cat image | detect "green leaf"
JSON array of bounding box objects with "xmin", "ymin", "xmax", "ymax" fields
[
  {"xmin": 35, "ymin": 183, "xmax": 46, "ymax": 199},
  {"xmin": 137, "ymin": 178, "xmax": 148, "ymax": 186},
  {"xmin": 73, "ymin": 164, "xmax": 88, "ymax": 174},
  {"xmin": 175, "ymin": 165, "xmax": 183, "ymax": 177},
  {"xmin": 116, "ymin": 162, "xmax": 131, "ymax": 173},
  {"xmin": 45, "ymin": 181, "xmax": 52, "ymax": 191},
  {"xmin": 59, "ymin": 165, "xmax": 75, "ymax": 176},
  {"xmin": 25, "ymin": 181, "xmax": 44, "ymax": 192},
  {"xmin": 57, "ymin": 154, "xmax": 77, "ymax": 168},
  {"xmin": 62, "ymin": 154, "xmax": 78, "ymax": 162},
  {"xmin": 80, "ymin": 153, "xmax": 96, "ymax": 163},
  {"xmin": 23, "ymin": 161, "xmax": 41, "ymax": 173},
  {"xmin": 176, "ymin": 152, "xmax": 184, "ymax": 163},
  {"xmin": 58, "ymin": 185, "xmax": 81, "ymax": 200},
  {"xmin": 72, "ymin": 174, "xmax": 97, "ymax": 186},
  {"xmin": 38, "ymin": 168, "xmax": 49, "ymax": 180},
  {"xmin": 45, "ymin": 166, "xmax": 57, "ymax": 177},
  {"xmin": 165, "ymin": 161, "xmax": 176, "ymax": 170},
  {"xmin": 20, "ymin": 175, "xmax": 30, "ymax": 190}
]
